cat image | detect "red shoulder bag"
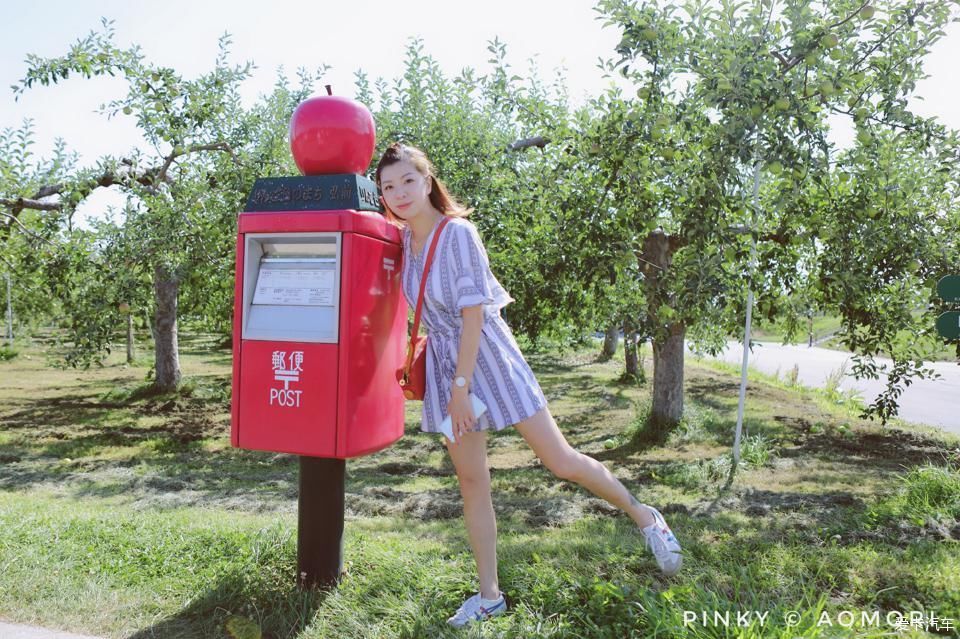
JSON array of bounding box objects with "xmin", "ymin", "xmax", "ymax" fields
[{"xmin": 397, "ymin": 217, "xmax": 450, "ymax": 400}]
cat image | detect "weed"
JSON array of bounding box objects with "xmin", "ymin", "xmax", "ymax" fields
[
  {"xmin": 786, "ymin": 363, "xmax": 800, "ymax": 386},
  {"xmin": 740, "ymin": 433, "xmax": 776, "ymax": 467},
  {"xmin": 869, "ymin": 464, "xmax": 960, "ymax": 526},
  {"xmin": 823, "ymin": 360, "xmax": 849, "ymax": 402},
  {"xmin": 665, "ymin": 403, "xmax": 724, "ymax": 446}
]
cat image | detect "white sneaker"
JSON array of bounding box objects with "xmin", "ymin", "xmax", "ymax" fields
[
  {"xmin": 641, "ymin": 505, "xmax": 683, "ymax": 576},
  {"xmin": 446, "ymin": 592, "xmax": 507, "ymax": 627}
]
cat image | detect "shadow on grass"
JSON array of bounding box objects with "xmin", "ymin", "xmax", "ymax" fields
[
  {"xmin": 1, "ymin": 393, "xmax": 131, "ymax": 430},
  {"xmin": 125, "ymin": 570, "xmax": 326, "ymax": 639}
]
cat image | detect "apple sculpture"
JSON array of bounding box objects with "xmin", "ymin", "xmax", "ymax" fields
[{"xmin": 288, "ymin": 86, "xmax": 376, "ymax": 176}]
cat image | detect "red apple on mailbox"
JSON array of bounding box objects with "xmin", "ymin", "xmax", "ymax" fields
[{"xmin": 288, "ymin": 87, "xmax": 376, "ymax": 176}]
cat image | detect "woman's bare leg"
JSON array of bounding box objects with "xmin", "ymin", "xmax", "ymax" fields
[
  {"xmin": 514, "ymin": 406, "xmax": 656, "ymax": 528},
  {"xmin": 445, "ymin": 430, "xmax": 500, "ymax": 600}
]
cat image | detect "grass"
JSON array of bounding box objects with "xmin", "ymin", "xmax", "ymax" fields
[
  {"xmin": 748, "ymin": 313, "xmax": 843, "ymax": 346},
  {"xmin": 1, "ymin": 333, "xmax": 959, "ymax": 638},
  {"xmin": 748, "ymin": 311, "xmax": 958, "ymax": 363}
]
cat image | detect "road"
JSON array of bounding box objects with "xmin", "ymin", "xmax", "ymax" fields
[
  {"xmin": 690, "ymin": 341, "xmax": 960, "ymax": 436},
  {"xmin": 0, "ymin": 621, "xmax": 102, "ymax": 639}
]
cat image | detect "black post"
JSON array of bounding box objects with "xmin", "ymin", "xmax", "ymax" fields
[{"xmin": 297, "ymin": 456, "xmax": 345, "ymax": 589}]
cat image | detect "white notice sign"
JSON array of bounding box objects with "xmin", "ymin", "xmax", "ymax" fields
[{"xmin": 253, "ymin": 267, "xmax": 335, "ymax": 306}]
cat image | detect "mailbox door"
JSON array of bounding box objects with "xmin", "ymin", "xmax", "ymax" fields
[
  {"xmin": 231, "ymin": 234, "xmax": 245, "ymax": 449},
  {"xmin": 337, "ymin": 232, "xmax": 407, "ymax": 458},
  {"xmin": 237, "ymin": 340, "xmax": 338, "ymax": 456}
]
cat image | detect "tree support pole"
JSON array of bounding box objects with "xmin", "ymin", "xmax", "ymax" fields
[
  {"xmin": 734, "ymin": 144, "xmax": 762, "ymax": 468},
  {"xmin": 5, "ymin": 272, "xmax": 12, "ymax": 347},
  {"xmin": 127, "ymin": 312, "xmax": 135, "ymax": 363}
]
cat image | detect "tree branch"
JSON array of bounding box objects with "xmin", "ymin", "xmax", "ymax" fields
[
  {"xmin": 34, "ymin": 184, "xmax": 64, "ymax": 199},
  {"xmin": 775, "ymin": 2, "xmax": 871, "ymax": 72},
  {"xmin": 853, "ymin": 4, "xmax": 925, "ymax": 70},
  {"xmin": 0, "ymin": 210, "xmax": 55, "ymax": 243},
  {"xmin": 156, "ymin": 141, "xmax": 240, "ymax": 183},
  {"xmin": 0, "ymin": 197, "xmax": 61, "ymax": 212},
  {"xmin": 507, "ymin": 136, "xmax": 550, "ymax": 151},
  {"xmin": 0, "ymin": 160, "xmax": 172, "ymax": 221},
  {"xmin": 827, "ymin": 1, "xmax": 871, "ymax": 32},
  {"xmin": 828, "ymin": 104, "xmax": 948, "ymax": 141}
]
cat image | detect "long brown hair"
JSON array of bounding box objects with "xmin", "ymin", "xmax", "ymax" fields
[{"xmin": 374, "ymin": 142, "xmax": 472, "ymax": 226}]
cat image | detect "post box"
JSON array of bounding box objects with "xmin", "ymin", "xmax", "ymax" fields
[
  {"xmin": 229, "ymin": 90, "xmax": 407, "ymax": 588},
  {"xmin": 231, "ymin": 197, "xmax": 406, "ymax": 458}
]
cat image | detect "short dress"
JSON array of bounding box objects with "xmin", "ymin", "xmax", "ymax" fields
[{"xmin": 401, "ymin": 216, "xmax": 548, "ymax": 434}]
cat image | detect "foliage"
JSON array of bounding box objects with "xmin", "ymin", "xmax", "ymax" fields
[
  {"xmin": 9, "ymin": 21, "xmax": 326, "ymax": 376},
  {"xmin": 4, "ymin": 5, "xmax": 958, "ymax": 414},
  {"xmin": 0, "ymin": 121, "xmax": 79, "ymax": 333},
  {"xmin": 579, "ymin": 0, "xmax": 960, "ymax": 423},
  {"xmin": 868, "ymin": 464, "xmax": 960, "ymax": 526},
  {"xmin": 359, "ymin": 38, "xmax": 618, "ymax": 344}
]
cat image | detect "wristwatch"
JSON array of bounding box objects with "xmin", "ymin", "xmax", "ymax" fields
[{"xmin": 454, "ymin": 376, "xmax": 468, "ymax": 389}]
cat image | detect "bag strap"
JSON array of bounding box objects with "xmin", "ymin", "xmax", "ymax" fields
[{"xmin": 403, "ymin": 217, "xmax": 451, "ymax": 376}]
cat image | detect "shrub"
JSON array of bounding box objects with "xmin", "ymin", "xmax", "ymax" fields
[{"xmin": 868, "ymin": 464, "xmax": 960, "ymax": 526}]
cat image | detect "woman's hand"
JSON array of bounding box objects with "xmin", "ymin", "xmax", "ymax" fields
[{"xmin": 446, "ymin": 387, "xmax": 477, "ymax": 444}]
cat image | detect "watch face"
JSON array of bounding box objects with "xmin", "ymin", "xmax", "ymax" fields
[{"xmin": 455, "ymin": 377, "xmax": 466, "ymax": 387}]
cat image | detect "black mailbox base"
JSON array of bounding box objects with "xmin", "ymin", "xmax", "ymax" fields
[{"xmin": 297, "ymin": 456, "xmax": 345, "ymax": 589}]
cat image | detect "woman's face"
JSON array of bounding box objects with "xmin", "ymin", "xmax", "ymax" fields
[{"xmin": 379, "ymin": 159, "xmax": 432, "ymax": 222}]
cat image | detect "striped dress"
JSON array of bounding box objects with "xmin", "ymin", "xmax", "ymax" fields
[{"xmin": 401, "ymin": 216, "xmax": 548, "ymax": 434}]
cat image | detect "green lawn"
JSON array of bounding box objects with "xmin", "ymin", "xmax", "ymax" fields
[
  {"xmin": 748, "ymin": 312, "xmax": 958, "ymax": 362},
  {"xmin": 0, "ymin": 333, "xmax": 958, "ymax": 638}
]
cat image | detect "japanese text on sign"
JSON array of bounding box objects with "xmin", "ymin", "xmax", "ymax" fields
[{"xmin": 253, "ymin": 267, "xmax": 334, "ymax": 306}]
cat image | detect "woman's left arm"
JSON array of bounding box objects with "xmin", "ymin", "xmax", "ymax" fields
[{"xmin": 449, "ymin": 304, "xmax": 484, "ymax": 442}]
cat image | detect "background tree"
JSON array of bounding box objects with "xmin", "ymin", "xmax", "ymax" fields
[
  {"xmin": 360, "ymin": 39, "xmax": 612, "ymax": 343},
  {"xmin": 574, "ymin": 0, "xmax": 960, "ymax": 428},
  {"xmin": 0, "ymin": 121, "xmax": 78, "ymax": 339},
  {"xmin": 10, "ymin": 21, "xmax": 323, "ymax": 389}
]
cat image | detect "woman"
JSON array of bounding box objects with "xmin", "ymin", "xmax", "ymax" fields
[{"xmin": 375, "ymin": 142, "xmax": 682, "ymax": 628}]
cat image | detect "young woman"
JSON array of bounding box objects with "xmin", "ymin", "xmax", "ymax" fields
[{"xmin": 375, "ymin": 142, "xmax": 682, "ymax": 627}]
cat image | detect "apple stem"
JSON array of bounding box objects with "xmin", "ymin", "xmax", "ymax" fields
[{"xmin": 325, "ymin": 85, "xmax": 333, "ymax": 96}]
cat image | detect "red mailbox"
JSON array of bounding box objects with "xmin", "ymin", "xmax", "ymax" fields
[
  {"xmin": 228, "ymin": 89, "xmax": 406, "ymax": 589},
  {"xmin": 230, "ymin": 206, "xmax": 406, "ymax": 458}
]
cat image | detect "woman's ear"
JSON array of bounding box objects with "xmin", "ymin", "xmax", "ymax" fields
[{"xmin": 426, "ymin": 175, "xmax": 433, "ymax": 195}]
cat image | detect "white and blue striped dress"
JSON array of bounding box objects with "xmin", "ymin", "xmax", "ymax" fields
[{"xmin": 401, "ymin": 216, "xmax": 548, "ymax": 434}]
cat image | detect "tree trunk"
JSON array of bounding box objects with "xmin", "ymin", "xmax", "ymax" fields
[
  {"xmin": 652, "ymin": 322, "xmax": 685, "ymax": 427},
  {"xmin": 600, "ymin": 324, "xmax": 619, "ymax": 361},
  {"xmin": 623, "ymin": 317, "xmax": 638, "ymax": 377},
  {"xmin": 153, "ymin": 267, "xmax": 181, "ymax": 392},
  {"xmin": 639, "ymin": 230, "xmax": 684, "ymax": 429}
]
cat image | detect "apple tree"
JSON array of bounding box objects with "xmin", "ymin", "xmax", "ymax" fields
[
  {"xmin": 11, "ymin": 21, "xmax": 324, "ymax": 389},
  {"xmin": 571, "ymin": 0, "xmax": 960, "ymax": 427}
]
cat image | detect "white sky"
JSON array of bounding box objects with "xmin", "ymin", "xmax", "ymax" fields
[{"xmin": 2, "ymin": 0, "xmax": 958, "ymax": 225}]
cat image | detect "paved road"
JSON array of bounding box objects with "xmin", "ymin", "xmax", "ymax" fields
[
  {"xmin": 692, "ymin": 341, "xmax": 960, "ymax": 436},
  {"xmin": 0, "ymin": 621, "xmax": 102, "ymax": 639}
]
